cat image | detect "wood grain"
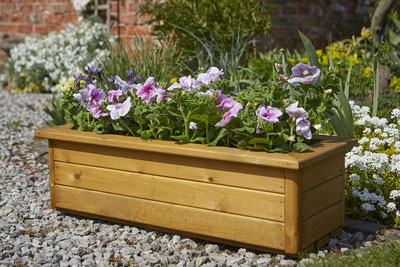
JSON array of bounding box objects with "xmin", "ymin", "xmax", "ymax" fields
[
  {"xmin": 302, "ymin": 175, "xmax": 343, "ymax": 220},
  {"xmin": 302, "ymin": 201, "xmax": 343, "ymax": 248},
  {"xmin": 284, "ymin": 169, "xmax": 301, "ymax": 254},
  {"xmin": 48, "ymin": 140, "xmax": 56, "ymax": 209},
  {"xmin": 55, "ymin": 185, "xmax": 285, "ymax": 249},
  {"xmin": 302, "ymin": 152, "xmax": 344, "ymax": 192},
  {"xmin": 55, "ymin": 161, "xmax": 285, "ymax": 221},
  {"xmin": 35, "ymin": 124, "xmax": 356, "ymax": 169},
  {"xmin": 53, "ymin": 141, "xmax": 286, "ymax": 193}
]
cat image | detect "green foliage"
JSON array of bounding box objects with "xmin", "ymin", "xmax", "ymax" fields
[
  {"xmin": 44, "ymin": 94, "xmax": 67, "ymax": 127},
  {"xmin": 305, "ymin": 240, "xmax": 400, "ymax": 267},
  {"xmin": 138, "ymin": 0, "xmax": 272, "ymax": 56},
  {"xmin": 98, "ymin": 36, "xmax": 183, "ymax": 85},
  {"xmin": 181, "ymin": 28, "xmax": 257, "ymax": 91}
]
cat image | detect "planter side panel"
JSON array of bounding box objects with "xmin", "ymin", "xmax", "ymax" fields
[
  {"xmin": 301, "ymin": 151, "xmax": 345, "ymax": 249},
  {"xmin": 54, "ymin": 185, "xmax": 285, "ymax": 250},
  {"xmin": 54, "ymin": 161, "xmax": 285, "ymax": 221},
  {"xmin": 52, "ymin": 140, "xmax": 285, "ymax": 193}
]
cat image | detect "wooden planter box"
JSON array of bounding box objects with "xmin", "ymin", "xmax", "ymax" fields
[{"xmin": 35, "ymin": 125, "xmax": 356, "ymax": 256}]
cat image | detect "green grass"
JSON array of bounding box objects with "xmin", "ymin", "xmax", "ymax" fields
[{"xmin": 305, "ymin": 240, "xmax": 400, "ymax": 267}]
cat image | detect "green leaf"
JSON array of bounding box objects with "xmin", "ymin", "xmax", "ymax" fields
[
  {"xmin": 248, "ymin": 138, "xmax": 270, "ymax": 145},
  {"xmin": 293, "ymin": 142, "xmax": 311, "ymax": 152},
  {"xmin": 372, "ymin": 64, "xmax": 379, "ymax": 117},
  {"xmin": 344, "ymin": 61, "xmax": 353, "ymax": 99},
  {"xmin": 112, "ymin": 121, "xmax": 123, "ymax": 131},
  {"xmin": 298, "ymin": 30, "xmax": 320, "ymax": 68},
  {"xmin": 207, "ymin": 128, "xmax": 228, "ymax": 146},
  {"xmin": 171, "ymin": 135, "xmax": 189, "ymax": 142},
  {"xmin": 337, "ymin": 89, "xmax": 354, "ymax": 137},
  {"xmin": 140, "ymin": 130, "xmax": 153, "ymax": 140}
]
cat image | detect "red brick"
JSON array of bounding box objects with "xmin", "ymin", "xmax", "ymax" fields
[
  {"xmin": 0, "ymin": 24, "xmax": 17, "ymax": 33},
  {"xmin": 62, "ymin": 14, "xmax": 80, "ymax": 23},
  {"xmin": 52, "ymin": 4, "xmax": 67, "ymax": 14},
  {"xmin": 44, "ymin": 14, "xmax": 63, "ymax": 24},
  {"xmin": 17, "ymin": 24, "xmax": 33, "ymax": 34},
  {"xmin": 120, "ymin": 37, "xmax": 133, "ymax": 46},
  {"xmin": 125, "ymin": 25, "xmax": 149, "ymax": 36},
  {"xmin": 34, "ymin": 25, "xmax": 51, "ymax": 34},
  {"xmin": 20, "ymin": 4, "xmax": 33, "ymax": 13},
  {"xmin": 120, "ymin": 13, "xmax": 138, "ymax": 25}
]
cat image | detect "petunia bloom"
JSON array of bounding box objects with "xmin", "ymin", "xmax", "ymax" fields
[
  {"xmin": 197, "ymin": 67, "xmax": 224, "ymax": 85},
  {"xmin": 256, "ymin": 105, "xmax": 282, "ymax": 123},
  {"xmin": 285, "ymin": 102, "xmax": 308, "ymax": 121},
  {"xmin": 136, "ymin": 77, "xmax": 164, "ymax": 104},
  {"xmin": 296, "ymin": 118, "xmax": 312, "ymax": 139},
  {"xmin": 288, "ymin": 63, "xmax": 321, "ymax": 85},
  {"xmin": 108, "ymin": 89, "xmax": 123, "ymax": 103},
  {"xmin": 215, "ymin": 102, "xmax": 243, "ymax": 127},
  {"xmin": 167, "ymin": 75, "xmax": 202, "ymax": 91},
  {"xmin": 217, "ymin": 98, "xmax": 236, "ymax": 110},
  {"xmin": 198, "ymin": 89, "xmax": 227, "ymax": 103},
  {"xmin": 106, "ymin": 97, "xmax": 131, "ymax": 120},
  {"xmin": 189, "ymin": 122, "xmax": 197, "ymax": 130}
]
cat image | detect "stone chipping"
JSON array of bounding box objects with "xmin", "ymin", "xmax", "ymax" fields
[{"xmin": 0, "ymin": 88, "xmax": 399, "ymax": 267}]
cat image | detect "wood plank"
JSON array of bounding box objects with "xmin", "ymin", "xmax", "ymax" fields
[
  {"xmin": 35, "ymin": 125, "xmax": 356, "ymax": 170},
  {"xmin": 48, "ymin": 140, "xmax": 56, "ymax": 209},
  {"xmin": 315, "ymin": 234, "xmax": 329, "ymax": 249},
  {"xmin": 302, "ymin": 201, "xmax": 343, "ymax": 248},
  {"xmin": 302, "ymin": 152, "xmax": 344, "ymax": 192},
  {"xmin": 330, "ymin": 227, "xmax": 343, "ymax": 239},
  {"xmin": 55, "ymin": 162, "xmax": 285, "ymax": 221},
  {"xmin": 54, "ymin": 185, "xmax": 285, "ymax": 249},
  {"xmin": 284, "ymin": 169, "xmax": 301, "ymax": 254},
  {"xmin": 302, "ymin": 175, "xmax": 343, "ymax": 220},
  {"xmin": 53, "ymin": 141, "xmax": 285, "ymax": 193},
  {"xmin": 56, "ymin": 207, "xmax": 288, "ymax": 256}
]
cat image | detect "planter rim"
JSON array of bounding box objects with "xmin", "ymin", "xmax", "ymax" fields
[{"xmin": 35, "ymin": 124, "xmax": 356, "ymax": 170}]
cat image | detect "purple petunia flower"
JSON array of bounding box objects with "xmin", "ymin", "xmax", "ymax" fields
[
  {"xmin": 88, "ymin": 105, "xmax": 109, "ymax": 119},
  {"xmin": 108, "ymin": 89, "xmax": 123, "ymax": 103},
  {"xmin": 296, "ymin": 118, "xmax": 312, "ymax": 139},
  {"xmin": 288, "ymin": 63, "xmax": 321, "ymax": 85},
  {"xmin": 73, "ymin": 84, "xmax": 105, "ymax": 108},
  {"xmin": 189, "ymin": 122, "xmax": 197, "ymax": 130},
  {"xmin": 167, "ymin": 76, "xmax": 202, "ymax": 91},
  {"xmin": 136, "ymin": 77, "xmax": 159, "ymax": 104},
  {"xmin": 285, "ymin": 102, "xmax": 308, "ymax": 121},
  {"xmin": 217, "ymin": 98, "xmax": 236, "ymax": 110},
  {"xmin": 155, "ymin": 87, "xmax": 168, "ymax": 103},
  {"xmin": 215, "ymin": 102, "xmax": 243, "ymax": 127},
  {"xmin": 197, "ymin": 67, "xmax": 224, "ymax": 85},
  {"xmin": 106, "ymin": 97, "xmax": 131, "ymax": 120},
  {"xmin": 134, "ymin": 76, "xmax": 141, "ymax": 83},
  {"xmin": 198, "ymin": 89, "xmax": 227, "ymax": 103}
]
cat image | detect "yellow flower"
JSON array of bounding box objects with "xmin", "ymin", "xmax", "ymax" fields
[
  {"xmin": 169, "ymin": 77, "xmax": 178, "ymax": 84},
  {"xmin": 360, "ymin": 27, "xmax": 371, "ymax": 40},
  {"xmin": 390, "ymin": 76, "xmax": 400, "ymax": 91},
  {"xmin": 301, "ymin": 57, "xmax": 308, "ymax": 63},
  {"xmin": 288, "ymin": 58, "xmax": 296, "ymax": 65},
  {"xmin": 316, "ymin": 49, "xmax": 323, "ymax": 57}
]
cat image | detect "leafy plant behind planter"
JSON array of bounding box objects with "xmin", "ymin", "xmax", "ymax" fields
[{"xmin": 138, "ymin": 0, "xmax": 272, "ymax": 57}]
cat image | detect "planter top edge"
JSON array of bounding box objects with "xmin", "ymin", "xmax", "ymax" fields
[{"xmin": 35, "ymin": 125, "xmax": 356, "ymax": 170}]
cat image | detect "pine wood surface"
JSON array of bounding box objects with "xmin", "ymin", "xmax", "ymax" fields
[
  {"xmin": 302, "ymin": 201, "xmax": 343, "ymax": 248},
  {"xmin": 35, "ymin": 125, "xmax": 356, "ymax": 170},
  {"xmin": 54, "ymin": 161, "xmax": 285, "ymax": 221},
  {"xmin": 53, "ymin": 140, "xmax": 285, "ymax": 193},
  {"xmin": 284, "ymin": 169, "xmax": 301, "ymax": 254},
  {"xmin": 302, "ymin": 175, "xmax": 343, "ymax": 220},
  {"xmin": 55, "ymin": 185, "xmax": 285, "ymax": 250}
]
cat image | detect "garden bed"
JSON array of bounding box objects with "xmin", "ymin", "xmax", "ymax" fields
[{"xmin": 35, "ymin": 124, "xmax": 356, "ymax": 256}]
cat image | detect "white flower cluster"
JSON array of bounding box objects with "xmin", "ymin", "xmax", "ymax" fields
[
  {"xmin": 71, "ymin": 0, "xmax": 91, "ymax": 12},
  {"xmin": 346, "ymin": 101, "xmax": 400, "ymax": 222},
  {"xmin": 8, "ymin": 21, "xmax": 111, "ymax": 92}
]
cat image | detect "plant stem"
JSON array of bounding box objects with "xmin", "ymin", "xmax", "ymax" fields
[{"xmin": 120, "ymin": 120, "xmax": 135, "ymax": 136}]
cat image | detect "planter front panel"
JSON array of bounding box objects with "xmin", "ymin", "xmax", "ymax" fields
[
  {"xmin": 53, "ymin": 140, "xmax": 286, "ymax": 194},
  {"xmin": 54, "ymin": 161, "xmax": 285, "ymax": 221}
]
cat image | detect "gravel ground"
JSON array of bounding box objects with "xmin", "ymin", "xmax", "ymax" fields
[{"xmin": 0, "ymin": 88, "xmax": 396, "ymax": 266}]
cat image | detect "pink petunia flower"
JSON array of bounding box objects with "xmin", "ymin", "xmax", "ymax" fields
[
  {"xmin": 197, "ymin": 67, "xmax": 224, "ymax": 85},
  {"xmin": 108, "ymin": 89, "xmax": 123, "ymax": 103},
  {"xmin": 167, "ymin": 76, "xmax": 202, "ymax": 91},
  {"xmin": 106, "ymin": 97, "xmax": 131, "ymax": 120},
  {"xmin": 217, "ymin": 98, "xmax": 236, "ymax": 110},
  {"xmin": 288, "ymin": 63, "xmax": 321, "ymax": 85},
  {"xmin": 215, "ymin": 102, "xmax": 243, "ymax": 127},
  {"xmin": 256, "ymin": 105, "xmax": 282, "ymax": 123},
  {"xmin": 136, "ymin": 77, "xmax": 158, "ymax": 104}
]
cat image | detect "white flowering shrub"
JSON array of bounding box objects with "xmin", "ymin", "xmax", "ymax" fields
[
  {"xmin": 71, "ymin": 0, "xmax": 92, "ymax": 12},
  {"xmin": 6, "ymin": 21, "xmax": 111, "ymax": 93},
  {"xmin": 346, "ymin": 102, "xmax": 400, "ymax": 225}
]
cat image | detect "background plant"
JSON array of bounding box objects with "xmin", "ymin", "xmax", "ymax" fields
[
  {"xmin": 138, "ymin": 0, "xmax": 272, "ymax": 57},
  {"xmin": 5, "ymin": 20, "xmax": 111, "ymax": 93}
]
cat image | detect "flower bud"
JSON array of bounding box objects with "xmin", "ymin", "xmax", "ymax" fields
[
  {"xmin": 279, "ymin": 48, "xmax": 285, "ymax": 54},
  {"xmin": 324, "ymin": 89, "xmax": 333, "ymax": 95},
  {"xmin": 283, "ymin": 99, "xmax": 290, "ymax": 107},
  {"xmin": 274, "ymin": 63, "xmax": 282, "ymax": 72}
]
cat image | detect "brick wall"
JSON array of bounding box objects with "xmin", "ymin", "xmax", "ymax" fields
[{"xmin": 0, "ymin": 0, "xmax": 373, "ymax": 72}]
